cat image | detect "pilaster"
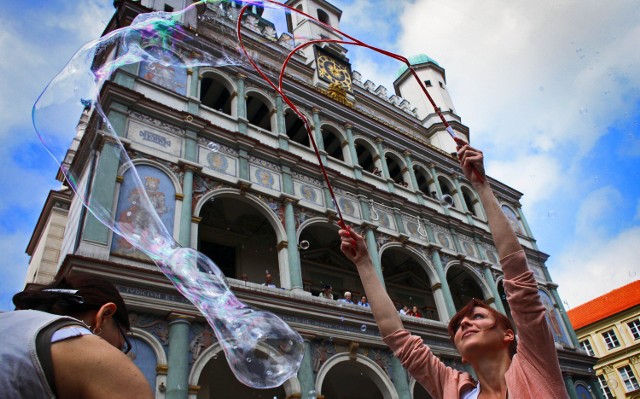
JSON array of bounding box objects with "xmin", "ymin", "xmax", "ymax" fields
[{"xmin": 166, "ymin": 314, "xmax": 195, "ymax": 399}]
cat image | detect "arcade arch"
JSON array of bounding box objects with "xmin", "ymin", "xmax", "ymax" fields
[
  {"xmin": 354, "ymin": 138, "xmax": 379, "ymax": 174},
  {"xmin": 298, "ymin": 221, "xmax": 359, "ymax": 297},
  {"xmin": 284, "ymin": 109, "xmax": 310, "ymax": 146},
  {"xmin": 445, "ymin": 264, "xmax": 487, "ymax": 312},
  {"xmin": 199, "ymin": 71, "xmax": 233, "ymax": 115},
  {"xmin": 195, "ymin": 192, "xmax": 284, "ymax": 285},
  {"xmin": 316, "ymin": 353, "xmax": 399, "ymax": 399},
  {"xmin": 321, "ymin": 125, "xmax": 346, "ymax": 161},
  {"xmin": 246, "ymin": 91, "xmax": 274, "ymax": 131},
  {"xmin": 380, "ymin": 246, "xmax": 440, "ymax": 320},
  {"xmin": 190, "ymin": 344, "xmax": 293, "ymax": 399}
]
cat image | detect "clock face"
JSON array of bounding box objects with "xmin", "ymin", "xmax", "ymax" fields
[{"xmin": 317, "ymin": 54, "xmax": 352, "ymax": 89}]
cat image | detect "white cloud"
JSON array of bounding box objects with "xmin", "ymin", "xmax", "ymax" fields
[
  {"xmin": 552, "ymin": 226, "xmax": 640, "ymax": 308},
  {"xmin": 395, "ymin": 0, "xmax": 640, "ymax": 156},
  {"xmin": 485, "ymin": 154, "xmax": 562, "ymax": 213}
]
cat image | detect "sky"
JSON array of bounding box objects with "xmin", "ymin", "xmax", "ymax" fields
[{"xmin": 1, "ymin": 0, "xmax": 638, "ymax": 312}]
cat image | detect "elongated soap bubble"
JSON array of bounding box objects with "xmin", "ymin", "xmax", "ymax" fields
[{"xmin": 32, "ymin": 1, "xmax": 302, "ymax": 389}]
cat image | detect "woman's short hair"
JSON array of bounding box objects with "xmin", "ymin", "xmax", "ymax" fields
[
  {"xmin": 448, "ymin": 298, "xmax": 517, "ymax": 357},
  {"xmin": 13, "ymin": 274, "xmax": 130, "ymax": 330}
]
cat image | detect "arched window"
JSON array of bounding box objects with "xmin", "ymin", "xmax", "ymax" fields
[
  {"xmin": 414, "ymin": 166, "xmax": 434, "ymax": 197},
  {"xmin": 322, "ymin": 126, "xmax": 344, "ymax": 161},
  {"xmin": 284, "ymin": 110, "xmax": 309, "ymax": 146},
  {"xmin": 355, "ymin": 140, "xmax": 377, "ymax": 173},
  {"xmin": 317, "ymin": 9, "xmax": 330, "ymax": 25},
  {"xmin": 462, "ymin": 187, "xmax": 478, "ymax": 217},
  {"xmin": 246, "ymin": 93, "xmax": 272, "ymax": 130},
  {"xmin": 200, "ymin": 75, "xmax": 232, "ymax": 115},
  {"xmin": 386, "ymin": 154, "xmax": 407, "ymax": 186},
  {"xmin": 438, "ymin": 176, "xmax": 457, "ymax": 208}
]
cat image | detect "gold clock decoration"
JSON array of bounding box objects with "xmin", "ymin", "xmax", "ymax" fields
[{"xmin": 316, "ymin": 54, "xmax": 352, "ymax": 91}]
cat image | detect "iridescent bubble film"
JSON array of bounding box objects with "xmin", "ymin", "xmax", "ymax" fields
[{"xmin": 32, "ymin": 1, "xmax": 303, "ymax": 389}]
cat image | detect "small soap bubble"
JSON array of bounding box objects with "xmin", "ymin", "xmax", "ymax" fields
[
  {"xmin": 578, "ymin": 107, "xmax": 588, "ymax": 115},
  {"xmin": 213, "ymin": 353, "xmax": 218, "ymax": 360},
  {"xmin": 439, "ymin": 194, "xmax": 454, "ymax": 209},
  {"xmin": 547, "ymin": 210, "xmax": 556, "ymax": 218},
  {"xmin": 246, "ymin": 357, "xmax": 252, "ymax": 363},
  {"xmin": 307, "ymin": 390, "xmax": 318, "ymax": 399},
  {"xmin": 360, "ymin": 324, "xmax": 367, "ymax": 332},
  {"xmin": 299, "ymin": 240, "xmax": 310, "ymax": 250},
  {"xmin": 207, "ymin": 141, "xmax": 220, "ymax": 152}
]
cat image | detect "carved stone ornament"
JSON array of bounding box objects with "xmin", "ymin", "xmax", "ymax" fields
[{"xmin": 322, "ymin": 82, "xmax": 354, "ymax": 108}]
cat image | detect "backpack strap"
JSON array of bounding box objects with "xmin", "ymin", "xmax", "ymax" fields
[{"xmin": 35, "ymin": 318, "xmax": 86, "ymax": 397}]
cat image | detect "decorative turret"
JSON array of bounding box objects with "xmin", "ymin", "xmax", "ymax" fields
[
  {"xmin": 394, "ymin": 54, "xmax": 469, "ymax": 154},
  {"xmin": 284, "ymin": 0, "xmax": 347, "ymax": 62}
]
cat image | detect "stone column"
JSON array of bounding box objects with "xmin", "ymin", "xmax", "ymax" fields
[
  {"xmin": 424, "ymin": 225, "xmax": 456, "ymax": 319},
  {"xmin": 362, "ymin": 223, "xmax": 384, "ymax": 286},
  {"xmin": 344, "ymin": 123, "xmax": 362, "ymax": 180},
  {"xmin": 431, "ymin": 249, "xmax": 456, "ymax": 320},
  {"xmin": 298, "ymin": 338, "xmax": 316, "ymax": 398},
  {"xmin": 284, "ymin": 197, "xmax": 303, "ymax": 291},
  {"xmin": 311, "ymin": 108, "xmax": 326, "ymax": 165},
  {"xmin": 178, "ymin": 133, "xmax": 201, "ymax": 246},
  {"xmin": 375, "ymin": 138, "xmax": 394, "ymax": 192},
  {"xmin": 563, "ymin": 374, "xmax": 579, "ymax": 399},
  {"xmin": 236, "ymin": 73, "xmax": 247, "ymax": 134},
  {"xmin": 166, "ymin": 314, "xmax": 194, "ymax": 399},
  {"xmin": 275, "ymin": 95, "xmax": 289, "ymax": 150},
  {"xmin": 402, "ymin": 151, "xmax": 418, "ymax": 191},
  {"xmin": 481, "ymin": 263, "xmax": 505, "ymax": 314},
  {"xmin": 391, "ymin": 357, "xmax": 411, "ymax": 399}
]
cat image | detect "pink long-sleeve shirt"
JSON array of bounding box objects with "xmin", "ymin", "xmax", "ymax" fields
[{"xmin": 383, "ymin": 250, "xmax": 568, "ymax": 398}]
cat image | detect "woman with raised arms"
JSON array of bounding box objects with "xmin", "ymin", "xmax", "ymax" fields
[{"xmin": 339, "ymin": 144, "xmax": 568, "ymax": 398}]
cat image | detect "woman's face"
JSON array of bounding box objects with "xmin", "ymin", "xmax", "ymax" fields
[{"xmin": 453, "ymin": 306, "xmax": 506, "ymax": 359}]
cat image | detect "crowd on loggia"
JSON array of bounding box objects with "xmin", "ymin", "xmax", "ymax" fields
[{"xmin": 248, "ymin": 271, "xmax": 426, "ymax": 317}]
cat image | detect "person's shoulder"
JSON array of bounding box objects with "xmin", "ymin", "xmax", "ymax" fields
[{"xmin": 52, "ymin": 335, "xmax": 153, "ymax": 398}]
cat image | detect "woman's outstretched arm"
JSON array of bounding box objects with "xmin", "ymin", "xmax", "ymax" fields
[
  {"xmin": 339, "ymin": 227, "xmax": 403, "ymax": 336},
  {"xmin": 457, "ymin": 144, "xmax": 522, "ymax": 259}
]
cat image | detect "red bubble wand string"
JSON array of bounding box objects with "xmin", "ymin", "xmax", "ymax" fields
[{"xmin": 235, "ymin": 0, "xmax": 483, "ymax": 231}]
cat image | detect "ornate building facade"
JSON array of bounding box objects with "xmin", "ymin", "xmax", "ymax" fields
[
  {"xmin": 24, "ymin": 0, "xmax": 599, "ymax": 398},
  {"xmin": 568, "ymin": 281, "xmax": 640, "ymax": 398}
]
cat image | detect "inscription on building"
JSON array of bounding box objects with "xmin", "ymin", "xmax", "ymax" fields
[{"xmin": 139, "ymin": 130, "xmax": 172, "ymax": 148}]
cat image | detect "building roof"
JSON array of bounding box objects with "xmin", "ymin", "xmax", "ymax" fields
[
  {"xmin": 567, "ymin": 280, "xmax": 640, "ymax": 330},
  {"xmin": 396, "ymin": 54, "xmax": 440, "ymax": 78}
]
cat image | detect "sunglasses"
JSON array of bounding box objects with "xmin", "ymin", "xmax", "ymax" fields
[{"xmin": 114, "ymin": 318, "xmax": 133, "ymax": 354}]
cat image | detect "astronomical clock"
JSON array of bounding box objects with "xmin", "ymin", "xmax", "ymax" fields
[{"xmin": 315, "ymin": 49, "xmax": 352, "ymax": 91}]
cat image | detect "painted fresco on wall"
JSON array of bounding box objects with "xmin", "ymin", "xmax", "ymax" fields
[
  {"xmin": 338, "ymin": 197, "xmax": 357, "ymax": 217},
  {"xmin": 299, "ymin": 183, "xmax": 319, "ymax": 205},
  {"xmin": 139, "ymin": 48, "xmax": 187, "ymax": 96},
  {"xmin": 538, "ymin": 289, "xmax": 572, "ymax": 346},
  {"xmin": 462, "ymin": 241, "xmax": 476, "ymax": 257},
  {"xmin": 501, "ymin": 205, "xmax": 524, "ymax": 235},
  {"xmin": 437, "ymin": 232, "xmax": 451, "ymax": 249},
  {"xmin": 112, "ymin": 165, "xmax": 176, "ymax": 259}
]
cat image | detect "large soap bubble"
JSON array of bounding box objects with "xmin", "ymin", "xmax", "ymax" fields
[{"xmin": 32, "ymin": 1, "xmax": 302, "ymax": 389}]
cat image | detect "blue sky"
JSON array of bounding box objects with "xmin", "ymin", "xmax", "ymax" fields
[{"xmin": 1, "ymin": 0, "xmax": 638, "ymax": 311}]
